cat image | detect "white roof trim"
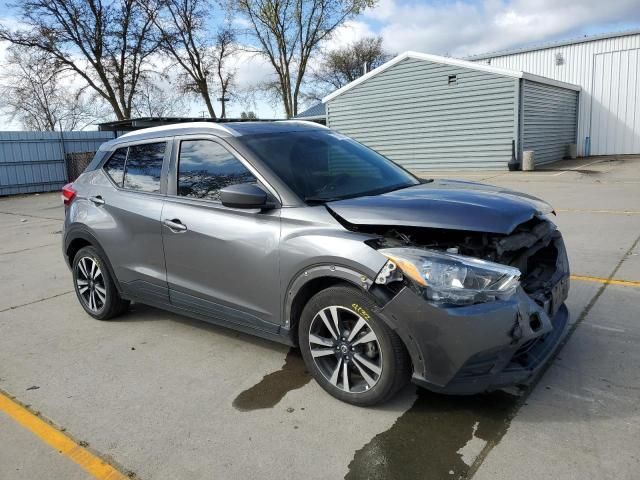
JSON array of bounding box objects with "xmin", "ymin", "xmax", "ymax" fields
[
  {"xmin": 278, "ymin": 120, "xmax": 329, "ymax": 129},
  {"xmin": 322, "ymin": 51, "xmax": 580, "ymax": 103},
  {"xmin": 118, "ymin": 122, "xmax": 234, "ymax": 138},
  {"xmin": 520, "ymin": 72, "xmax": 581, "ymax": 91},
  {"xmin": 466, "ymin": 28, "xmax": 640, "ymax": 60}
]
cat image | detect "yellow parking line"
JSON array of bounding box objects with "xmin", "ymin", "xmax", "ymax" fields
[
  {"xmin": 571, "ymin": 275, "xmax": 640, "ymax": 287},
  {"xmin": 0, "ymin": 392, "xmax": 128, "ymax": 480}
]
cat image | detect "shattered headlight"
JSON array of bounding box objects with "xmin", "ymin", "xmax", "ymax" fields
[{"xmin": 378, "ymin": 248, "xmax": 521, "ymax": 306}]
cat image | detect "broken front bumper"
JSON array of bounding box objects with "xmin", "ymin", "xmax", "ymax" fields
[{"xmin": 377, "ymin": 278, "xmax": 570, "ymax": 395}]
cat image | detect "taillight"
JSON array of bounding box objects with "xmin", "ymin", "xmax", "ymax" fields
[{"xmin": 62, "ymin": 183, "xmax": 76, "ymax": 206}]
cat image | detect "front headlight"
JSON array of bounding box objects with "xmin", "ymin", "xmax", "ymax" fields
[{"xmin": 379, "ymin": 247, "xmax": 521, "ymax": 306}]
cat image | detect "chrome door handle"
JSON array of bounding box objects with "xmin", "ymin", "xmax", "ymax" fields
[
  {"xmin": 89, "ymin": 196, "xmax": 105, "ymax": 205},
  {"xmin": 163, "ymin": 219, "xmax": 187, "ymax": 232}
]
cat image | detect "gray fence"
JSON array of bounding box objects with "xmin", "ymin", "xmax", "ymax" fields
[{"xmin": 0, "ymin": 131, "xmax": 115, "ymax": 196}]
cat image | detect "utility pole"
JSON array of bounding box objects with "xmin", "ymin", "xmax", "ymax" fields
[{"xmin": 217, "ymin": 97, "xmax": 231, "ymax": 119}]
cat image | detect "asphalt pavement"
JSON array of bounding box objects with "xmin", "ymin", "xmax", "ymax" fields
[{"xmin": 1, "ymin": 155, "xmax": 638, "ymax": 480}]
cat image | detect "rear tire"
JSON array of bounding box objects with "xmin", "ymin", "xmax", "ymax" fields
[
  {"xmin": 72, "ymin": 246, "xmax": 129, "ymax": 320},
  {"xmin": 298, "ymin": 285, "xmax": 410, "ymax": 406}
]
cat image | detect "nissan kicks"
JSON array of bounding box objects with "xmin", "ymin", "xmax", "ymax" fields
[{"xmin": 62, "ymin": 121, "xmax": 570, "ymax": 406}]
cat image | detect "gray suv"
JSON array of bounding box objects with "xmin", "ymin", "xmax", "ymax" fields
[{"xmin": 63, "ymin": 121, "xmax": 570, "ymax": 406}]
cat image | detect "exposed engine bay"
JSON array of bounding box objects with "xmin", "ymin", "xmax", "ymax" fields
[{"xmin": 356, "ymin": 215, "xmax": 568, "ymax": 308}]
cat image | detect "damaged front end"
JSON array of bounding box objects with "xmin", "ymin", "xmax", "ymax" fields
[{"xmin": 343, "ymin": 214, "xmax": 570, "ymax": 394}]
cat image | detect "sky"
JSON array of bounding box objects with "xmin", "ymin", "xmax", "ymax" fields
[{"xmin": 1, "ymin": 0, "xmax": 640, "ymax": 129}]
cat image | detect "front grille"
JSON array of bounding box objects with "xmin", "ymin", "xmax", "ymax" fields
[{"xmin": 497, "ymin": 218, "xmax": 569, "ymax": 309}]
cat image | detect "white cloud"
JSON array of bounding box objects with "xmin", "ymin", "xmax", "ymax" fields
[
  {"xmin": 362, "ymin": 0, "xmax": 640, "ymax": 57},
  {"xmin": 224, "ymin": 48, "xmax": 286, "ymax": 118},
  {"xmin": 325, "ymin": 20, "xmax": 377, "ymax": 50},
  {"xmin": 363, "ymin": 0, "xmax": 397, "ymax": 21}
]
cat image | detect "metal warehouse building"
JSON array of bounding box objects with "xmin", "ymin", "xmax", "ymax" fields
[
  {"xmin": 468, "ymin": 29, "xmax": 640, "ymax": 157},
  {"xmin": 324, "ymin": 52, "xmax": 580, "ymax": 170}
]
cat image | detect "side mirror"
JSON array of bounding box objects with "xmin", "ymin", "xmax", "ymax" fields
[{"xmin": 220, "ymin": 183, "xmax": 274, "ymax": 209}]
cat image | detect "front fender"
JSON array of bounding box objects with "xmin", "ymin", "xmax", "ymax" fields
[{"xmin": 284, "ymin": 264, "xmax": 375, "ymax": 328}]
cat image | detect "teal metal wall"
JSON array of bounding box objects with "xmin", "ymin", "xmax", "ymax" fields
[{"xmin": 327, "ymin": 57, "xmax": 520, "ymax": 170}]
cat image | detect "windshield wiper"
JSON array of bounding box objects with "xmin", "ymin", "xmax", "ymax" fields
[
  {"xmin": 303, "ymin": 196, "xmax": 341, "ymax": 204},
  {"xmin": 304, "ymin": 182, "xmax": 419, "ymax": 204}
]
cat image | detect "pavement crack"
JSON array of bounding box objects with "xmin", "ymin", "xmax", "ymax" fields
[
  {"xmin": 0, "ymin": 291, "xmax": 74, "ymax": 314},
  {"xmin": 0, "ymin": 210, "xmax": 61, "ymax": 221},
  {"xmin": 466, "ymin": 232, "xmax": 640, "ymax": 479},
  {"xmin": 0, "ymin": 243, "xmax": 60, "ymax": 256}
]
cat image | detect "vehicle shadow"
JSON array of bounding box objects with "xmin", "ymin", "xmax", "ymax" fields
[{"xmin": 117, "ymin": 301, "xmax": 287, "ymax": 353}]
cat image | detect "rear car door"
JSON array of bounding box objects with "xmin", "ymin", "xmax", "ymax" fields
[
  {"xmin": 161, "ymin": 136, "xmax": 282, "ymax": 333},
  {"xmin": 96, "ymin": 140, "xmax": 171, "ymax": 303}
]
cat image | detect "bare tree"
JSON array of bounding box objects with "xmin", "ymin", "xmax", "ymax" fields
[
  {"xmin": 0, "ymin": 0, "xmax": 161, "ymax": 120},
  {"xmin": 141, "ymin": 0, "xmax": 218, "ymax": 118},
  {"xmin": 0, "ymin": 45, "xmax": 99, "ymax": 130},
  {"xmin": 132, "ymin": 75, "xmax": 189, "ymax": 117},
  {"xmin": 313, "ymin": 36, "xmax": 391, "ymax": 90},
  {"xmin": 232, "ymin": 0, "xmax": 375, "ymax": 117},
  {"xmin": 214, "ymin": 27, "xmax": 238, "ymax": 118}
]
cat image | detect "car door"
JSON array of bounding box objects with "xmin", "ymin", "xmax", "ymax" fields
[
  {"xmin": 94, "ymin": 140, "xmax": 171, "ymax": 303},
  {"xmin": 161, "ymin": 135, "xmax": 282, "ymax": 333}
]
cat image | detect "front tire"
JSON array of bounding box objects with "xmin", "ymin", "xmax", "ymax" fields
[
  {"xmin": 72, "ymin": 246, "xmax": 129, "ymax": 320},
  {"xmin": 298, "ymin": 285, "xmax": 410, "ymax": 406}
]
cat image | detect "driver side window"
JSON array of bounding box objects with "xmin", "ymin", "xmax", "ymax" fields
[{"xmin": 178, "ymin": 140, "xmax": 256, "ymax": 202}]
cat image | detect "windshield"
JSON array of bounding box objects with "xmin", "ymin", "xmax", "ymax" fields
[{"xmin": 236, "ymin": 130, "xmax": 420, "ymax": 203}]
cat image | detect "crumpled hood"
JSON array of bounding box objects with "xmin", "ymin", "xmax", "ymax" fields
[{"xmin": 326, "ymin": 179, "xmax": 554, "ymax": 235}]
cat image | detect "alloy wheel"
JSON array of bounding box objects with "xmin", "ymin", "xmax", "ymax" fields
[
  {"xmin": 308, "ymin": 306, "xmax": 383, "ymax": 394},
  {"xmin": 75, "ymin": 256, "xmax": 106, "ymax": 313}
]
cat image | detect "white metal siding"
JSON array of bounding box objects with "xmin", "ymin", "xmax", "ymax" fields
[
  {"xmin": 471, "ymin": 33, "xmax": 640, "ymax": 156},
  {"xmin": 327, "ymin": 58, "xmax": 519, "ymax": 170},
  {"xmin": 591, "ymin": 48, "xmax": 640, "ymax": 155},
  {"xmin": 521, "ymin": 80, "xmax": 579, "ymax": 165}
]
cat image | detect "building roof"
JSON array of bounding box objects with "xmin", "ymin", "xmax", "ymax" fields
[
  {"xmin": 98, "ymin": 117, "xmax": 279, "ymax": 132},
  {"xmin": 295, "ymin": 103, "xmax": 326, "ymax": 119},
  {"xmin": 466, "ymin": 28, "xmax": 640, "ymax": 61},
  {"xmin": 322, "ymin": 51, "xmax": 580, "ymax": 103}
]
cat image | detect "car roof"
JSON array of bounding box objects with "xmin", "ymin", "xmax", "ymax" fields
[{"xmin": 98, "ymin": 120, "xmax": 328, "ymax": 150}]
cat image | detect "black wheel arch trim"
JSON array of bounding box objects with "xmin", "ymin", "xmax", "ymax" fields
[
  {"xmin": 284, "ymin": 264, "xmax": 374, "ymax": 328},
  {"xmin": 64, "ymin": 224, "xmax": 124, "ymax": 296}
]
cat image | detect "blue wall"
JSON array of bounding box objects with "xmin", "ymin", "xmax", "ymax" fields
[{"xmin": 0, "ymin": 131, "xmax": 114, "ymax": 196}]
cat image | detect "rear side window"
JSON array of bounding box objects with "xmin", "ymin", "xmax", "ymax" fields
[
  {"xmin": 178, "ymin": 140, "xmax": 256, "ymax": 201},
  {"xmin": 103, "ymin": 147, "xmax": 127, "ymax": 187},
  {"xmin": 124, "ymin": 142, "xmax": 165, "ymax": 193}
]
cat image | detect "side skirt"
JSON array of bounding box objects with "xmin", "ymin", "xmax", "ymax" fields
[{"xmin": 123, "ymin": 293, "xmax": 296, "ymax": 347}]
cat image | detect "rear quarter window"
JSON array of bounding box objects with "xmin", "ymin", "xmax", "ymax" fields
[
  {"xmin": 102, "ymin": 142, "xmax": 166, "ymax": 192},
  {"xmin": 103, "ymin": 147, "xmax": 127, "ymax": 187}
]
